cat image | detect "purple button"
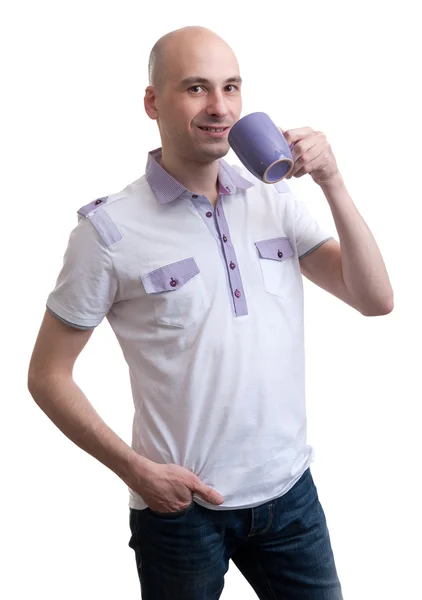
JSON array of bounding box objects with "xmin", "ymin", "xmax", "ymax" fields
[
  {"xmin": 170, "ymin": 278, "xmax": 178, "ymax": 287},
  {"xmin": 192, "ymin": 195, "xmax": 198, "ymax": 199},
  {"xmin": 95, "ymin": 199, "xmax": 103, "ymax": 205},
  {"xmin": 230, "ymin": 262, "xmax": 236, "ymax": 269},
  {"xmin": 206, "ymin": 211, "xmax": 212, "ymax": 218},
  {"xmin": 223, "ymin": 235, "xmax": 228, "ymax": 242},
  {"xmin": 278, "ymin": 250, "xmax": 283, "ymax": 258},
  {"xmin": 234, "ymin": 289, "xmax": 241, "ymax": 298}
]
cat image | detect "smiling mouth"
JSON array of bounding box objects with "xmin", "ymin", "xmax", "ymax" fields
[{"xmin": 197, "ymin": 126, "xmax": 229, "ymax": 132}]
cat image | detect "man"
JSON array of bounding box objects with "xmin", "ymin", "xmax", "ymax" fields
[{"xmin": 28, "ymin": 25, "xmax": 393, "ymax": 600}]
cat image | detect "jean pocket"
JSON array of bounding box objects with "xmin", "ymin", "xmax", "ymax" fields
[
  {"xmin": 140, "ymin": 257, "xmax": 210, "ymax": 328},
  {"xmin": 148, "ymin": 500, "xmax": 195, "ymax": 519},
  {"xmin": 254, "ymin": 237, "xmax": 296, "ymax": 298}
]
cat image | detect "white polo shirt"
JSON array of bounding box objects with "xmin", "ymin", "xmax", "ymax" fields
[{"xmin": 46, "ymin": 147, "xmax": 333, "ymax": 511}]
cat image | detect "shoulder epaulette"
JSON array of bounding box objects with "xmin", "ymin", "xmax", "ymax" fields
[
  {"xmin": 273, "ymin": 180, "xmax": 290, "ymax": 193},
  {"xmin": 77, "ymin": 195, "xmax": 109, "ymax": 217},
  {"xmin": 76, "ymin": 196, "xmax": 122, "ymax": 247}
]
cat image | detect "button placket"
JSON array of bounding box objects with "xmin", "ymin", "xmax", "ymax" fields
[
  {"xmin": 214, "ymin": 202, "xmax": 247, "ymax": 317},
  {"xmin": 190, "ymin": 195, "xmax": 219, "ymax": 239}
]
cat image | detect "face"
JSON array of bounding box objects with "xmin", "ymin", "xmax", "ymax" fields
[{"xmin": 145, "ymin": 35, "xmax": 242, "ymax": 164}]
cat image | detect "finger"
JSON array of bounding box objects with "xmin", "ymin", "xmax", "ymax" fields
[
  {"xmin": 279, "ymin": 126, "xmax": 296, "ymax": 151},
  {"xmin": 287, "ymin": 148, "xmax": 324, "ymax": 179},
  {"xmin": 291, "ymin": 131, "xmax": 320, "ymax": 162},
  {"xmin": 283, "ymin": 126, "xmax": 314, "ymax": 144},
  {"xmin": 289, "ymin": 143, "xmax": 322, "ymax": 177},
  {"xmin": 190, "ymin": 475, "xmax": 225, "ymax": 504}
]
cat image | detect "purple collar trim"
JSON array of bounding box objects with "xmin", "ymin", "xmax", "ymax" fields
[{"xmin": 145, "ymin": 147, "xmax": 254, "ymax": 205}]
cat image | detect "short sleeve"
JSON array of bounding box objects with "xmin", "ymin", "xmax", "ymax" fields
[
  {"xmin": 278, "ymin": 184, "xmax": 334, "ymax": 259},
  {"xmin": 46, "ymin": 215, "xmax": 118, "ymax": 329}
]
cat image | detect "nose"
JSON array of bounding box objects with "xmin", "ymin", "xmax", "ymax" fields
[{"xmin": 205, "ymin": 90, "xmax": 228, "ymax": 120}]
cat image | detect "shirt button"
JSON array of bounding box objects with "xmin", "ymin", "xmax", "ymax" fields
[
  {"xmin": 95, "ymin": 199, "xmax": 103, "ymax": 205},
  {"xmin": 223, "ymin": 235, "xmax": 228, "ymax": 242},
  {"xmin": 278, "ymin": 250, "xmax": 283, "ymax": 258},
  {"xmin": 230, "ymin": 261, "xmax": 236, "ymax": 269},
  {"xmin": 234, "ymin": 289, "xmax": 241, "ymax": 298},
  {"xmin": 192, "ymin": 194, "xmax": 198, "ymax": 199},
  {"xmin": 170, "ymin": 278, "xmax": 178, "ymax": 287},
  {"xmin": 206, "ymin": 211, "xmax": 212, "ymax": 218}
]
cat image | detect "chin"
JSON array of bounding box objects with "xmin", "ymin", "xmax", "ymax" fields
[{"xmin": 203, "ymin": 143, "xmax": 230, "ymax": 160}]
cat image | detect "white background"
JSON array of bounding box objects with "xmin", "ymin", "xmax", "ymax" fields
[{"xmin": 1, "ymin": 0, "xmax": 421, "ymax": 598}]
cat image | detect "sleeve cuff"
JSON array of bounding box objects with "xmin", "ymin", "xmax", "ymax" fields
[
  {"xmin": 45, "ymin": 301, "xmax": 102, "ymax": 329},
  {"xmin": 298, "ymin": 236, "xmax": 334, "ymax": 260}
]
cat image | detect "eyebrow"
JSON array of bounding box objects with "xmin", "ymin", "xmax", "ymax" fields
[{"xmin": 179, "ymin": 76, "xmax": 243, "ymax": 87}]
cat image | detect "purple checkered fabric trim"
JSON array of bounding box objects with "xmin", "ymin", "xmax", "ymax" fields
[
  {"xmin": 140, "ymin": 257, "xmax": 200, "ymax": 293},
  {"xmin": 255, "ymin": 237, "xmax": 294, "ymax": 261},
  {"xmin": 145, "ymin": 148, "xmax": 254, "ymax": 204}
]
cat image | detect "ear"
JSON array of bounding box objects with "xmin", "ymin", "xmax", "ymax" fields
[{"xmin": 144, "ymin": 86, "xmax": 159, "ymax": 120}]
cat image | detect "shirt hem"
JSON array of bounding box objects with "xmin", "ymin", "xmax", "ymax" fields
[{"xmin": 128, "ymin": 458, "xmax": 314, "ymax": 512}]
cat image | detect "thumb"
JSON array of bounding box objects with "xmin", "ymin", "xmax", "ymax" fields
[
  {"xmin": 190, "ymin": 475, "xmax": 224, "ymax": 505},
  {"xmin": 280, "ymin": 128, "xmax": 295, "ymax": 150}
]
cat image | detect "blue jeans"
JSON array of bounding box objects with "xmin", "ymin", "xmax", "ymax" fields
[{"xmin": 128, "ymin": 467, "xmax": 343, "ymax": 599}]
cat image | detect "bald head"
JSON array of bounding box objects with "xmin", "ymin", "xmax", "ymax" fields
[
  {"xmin": 144, "ymin": 26, "xmax": 242, "ymax": 164},
  {"xmin": 148, "ymin": 26, "xmax": 238, "ymax": 91}
]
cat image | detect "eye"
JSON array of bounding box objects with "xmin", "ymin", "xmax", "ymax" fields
[
  {"xmin": 189, "ymin": 85, "xmax": 203, "ymax": 94},
  {"xmin": 226, "ymin": 85, "xmax": 239, "ymax": 92}
]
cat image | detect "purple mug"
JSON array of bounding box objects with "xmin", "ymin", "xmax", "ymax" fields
[{"xmin": 228, "ymin": 112, "xmax": 294, "ymax": 184}]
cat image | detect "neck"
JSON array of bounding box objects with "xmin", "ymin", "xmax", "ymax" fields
[{"xmin": 159, "ymin": 148, "xmax": 220, "ymax": 206}]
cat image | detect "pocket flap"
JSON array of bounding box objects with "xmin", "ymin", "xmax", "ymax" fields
[
  {"xmin": 254, "ymin": 237, "xmax": 294, "ymax": 261},
  {"xmin": 140, "ymin": 257, "xmax": 200, "ymax": 293}
]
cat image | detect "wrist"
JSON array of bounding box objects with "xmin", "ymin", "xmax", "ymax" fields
[
  {"xmin": 118, "ymin": 450, "xmax": 157, "ymax": 485},
  {"xmin": 319, "ymin": 170, "xmax": 345, "ymax": 191}
]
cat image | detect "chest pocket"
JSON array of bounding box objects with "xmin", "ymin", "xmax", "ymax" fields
[
  {"xmin": 254, "ymin": 237, "xmax": 296, "ymax": 299},
  {"xmin": 140, "ymin": 257, "xmax": 210, "ymax": 328}
]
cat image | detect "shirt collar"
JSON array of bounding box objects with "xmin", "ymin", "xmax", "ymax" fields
[{"xmin": 145, "ymin": 147, "xmax": 254, "ymax": 205}]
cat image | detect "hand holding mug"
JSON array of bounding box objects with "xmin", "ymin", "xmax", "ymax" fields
[{"xmin": 228, "ymin": 112, "xmax": 340, "ymax": 187}]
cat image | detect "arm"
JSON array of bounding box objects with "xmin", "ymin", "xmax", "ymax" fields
[
  {"xmin": 300, "ymin": 175, "xmax": 394, "ymax": 316},
  {"xmin": 27, "ymin": 309, "xmax": 155, "ymax": 485},
  {"xmin": 282, "ymin": 126, "xmax": 394, "ymax": 316},
  {"xmin": 300, "ymin": 238, "xmax": 362, "ymax": 311}
]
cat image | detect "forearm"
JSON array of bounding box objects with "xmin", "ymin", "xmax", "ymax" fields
[
  {"xmin": 320, "ymin": 173, "xmax": 394, "ymax": 315},
  {"xmin": 28, "ymin": 373, "xmax": 154, "ymax": 483}
]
